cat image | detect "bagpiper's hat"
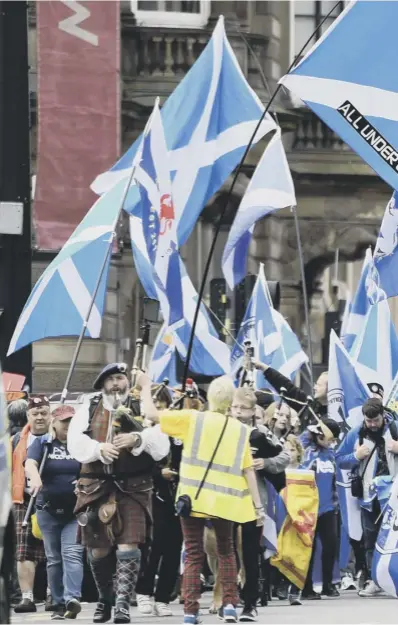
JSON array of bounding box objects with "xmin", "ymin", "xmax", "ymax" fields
[
  {"xmin": 93, "ymin": 362, "xmax": 129, "ymax": 391},
  {"xmin": 27, "ymin": 395, "xmax": 50, "ymax": 411},
  {"xmin": 367, "ymin": 382, "xmax": 384, "ymax": 399}
]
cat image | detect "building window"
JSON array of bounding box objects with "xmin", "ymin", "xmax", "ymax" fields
[
  {"xmin": 131, "ymin": 0, "xmax": 210, "ymax": 28},
  {"xmin": 293, "ymin": 1, "xmax": 344, "ymax": 62}
]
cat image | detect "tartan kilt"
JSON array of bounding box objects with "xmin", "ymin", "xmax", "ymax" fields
[
  {"xmin": 14, "ymin": 502, "xmax": 46, "ymax": 563},
  {"xmin": 79, "ymin": 488, "xmax": 152, "ymax": 548}
]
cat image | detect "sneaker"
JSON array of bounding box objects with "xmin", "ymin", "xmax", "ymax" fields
[
  {"xmin": 358, "ymin": 581, "xmax": 382, "ymax": 597},
  {"xmin": 223, "ymin": 604, "xmax": 238, "ymax": 623},
  {"xmin": 183, "ymin": 615, "xmax": 202, "ymax": 624},
  {"xmin": 14, "ymin": 598, "xmax": 37, "ymax": 613},
  {"xmin": 239, "ymin": 606, "xmax": 258, "ymax": 621},
  {"xmin": 51, "ymin": 605, "xmax": 66, "ymax": 620},
  {"xmin": 276, "ymin": 585, "xmax": 288, "ymax": 600},
  {"xmin": 356, "ymin": 569, "xmax": 367, "ymax": 591},
  {"xmin": 136, "ymin": 594, "xmax": 153, "ymax": 615},
  {"xmin": 302, "ymin": 590, "xmax": 321, "ymax": 600},
  {"xmin": 340, "ymin": 574, "xmax": 356, "ymax": 591},
  {"xmin": 288, "ymin": 586, "xmax": 302, "ymax": 606},
  {"xmin": 64, "ymin": 598, "xmax": 82, "ymax": 619},
  {"xmin": 154, "ymin": 602, "xmax": 173, "ymax": 617},
  {"xmin": 322, "ymin": 584, "xmax": 340, "ymax": 598}
]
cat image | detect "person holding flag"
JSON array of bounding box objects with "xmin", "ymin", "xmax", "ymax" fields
[{"xmin": 336, "ymin": 398, "xmax": 398, "ymax": 597}]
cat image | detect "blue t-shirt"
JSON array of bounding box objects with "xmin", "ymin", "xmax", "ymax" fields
[
  {"xmin": 302, "ymin": 445, "xmax": 337, "ymax": 517},
  {"xmin": 27, "ymin": 435, "xmax": 80, "ymax": 508}
]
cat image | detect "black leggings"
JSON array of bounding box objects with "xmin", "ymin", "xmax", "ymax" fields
[{"xmin": 304, "ymin": 511, "xmax": 338, "ymax": 592}]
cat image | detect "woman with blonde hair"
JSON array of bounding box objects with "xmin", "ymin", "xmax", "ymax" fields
[{"xmin": 264, "ymin": 402, "xmax": 299, "ymax": 439}]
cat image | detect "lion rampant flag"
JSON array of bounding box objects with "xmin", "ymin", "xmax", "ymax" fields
[{"xmin": 271, "ymin": 469, "xmax": 319, "ymax": 589}]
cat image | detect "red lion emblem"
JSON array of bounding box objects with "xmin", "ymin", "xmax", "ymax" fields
[{"xmin": 159, "ymin": 193, "xmax": 175, "ymax": 235}]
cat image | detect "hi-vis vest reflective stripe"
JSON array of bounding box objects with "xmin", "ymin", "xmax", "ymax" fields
[{"xmin": 178, "ymin": 412, "xmax": 256, "ymax": 524}]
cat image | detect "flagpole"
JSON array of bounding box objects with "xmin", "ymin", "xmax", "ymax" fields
[
  {"xmin": 292, "ymin": 205, "xmax": 314, "ymax": 388},
  {"xmin": 182, "ymin": 4, "xmax": 340, "ymax": 389},
  {"xmin": 59, "ymin": 165, "xmax": 138, "ymax": 404}
]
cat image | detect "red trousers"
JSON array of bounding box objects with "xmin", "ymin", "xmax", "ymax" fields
[{"xmin": 181, "ymin": 516, "xmax": 238, "ymax": 615}]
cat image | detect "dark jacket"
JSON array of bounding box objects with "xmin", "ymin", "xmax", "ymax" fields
[{"xmin": 263, "ymin": 367, "xmax": 328, "ymax": 422}]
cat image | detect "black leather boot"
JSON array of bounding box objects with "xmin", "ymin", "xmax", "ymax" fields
[{"xmin": 93, "ymin": 601, "xmax": 112, "ymax": 624}]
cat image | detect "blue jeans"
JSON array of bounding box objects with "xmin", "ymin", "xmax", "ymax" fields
[{"xmin": 36, "ymin": 509, "xmax": 84, "ymax": 605}]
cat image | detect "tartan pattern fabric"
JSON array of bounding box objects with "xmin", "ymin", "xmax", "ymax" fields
[
  {"xmin": 181, "ymin": 516, "xmax": 238, "ymax": 614},
  {"xmin": 80, "ymin": 489, "xmax": 152, "ymax": 548},
  {"xmin": 14, "ymin": 502, "xmax": 46, "ymax": 563}
]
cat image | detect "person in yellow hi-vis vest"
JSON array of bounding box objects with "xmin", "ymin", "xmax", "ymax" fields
[{"xmin": 138, "ymin": 373, "xmax": 264, "ymax": 625}]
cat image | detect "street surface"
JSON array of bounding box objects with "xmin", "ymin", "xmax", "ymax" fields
[{"xmin": 10, "ymin": 591, "xmax": 398, "ymax": 624}]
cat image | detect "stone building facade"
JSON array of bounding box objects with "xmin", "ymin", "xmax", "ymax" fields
[{"xmin": 28, "ymin": 1, "xmax": 391, "ymax": 392}]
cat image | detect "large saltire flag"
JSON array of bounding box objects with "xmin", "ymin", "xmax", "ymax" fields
[
  {"xmin": 271, "ymin": 469, "xmax": 319, "ymax": 590},
  {"xmin": 133, "ymin": 99, "xmax": 183, "ymax": 329},
  {"xmin": 222, "ymin": 129, "xmax": 295, "ymax": 289},
  {"xmin": 367, "ymin": 192, "xmax": 398, "ymax": 305},
  {"xmin": 93, "ymin": 16, "xmax": 276, "ymax": 244},
  {"xmin": 230, "ymin": 264, "xmax": 280, "ymax": 387},
  {"xmin": 341, "ymin": 248, "xmax": 372, "ymax": 353},
  {"xmin": 149, "ymin": 260, "xmax": 231, "ymax": 383},
  {"xmin": 279, "ymin": 2, "xmax": 398, "ymax": 192},
  {"xmin": 7, "ymin": 177, "xmax": 127, "ymax": 355},
  {"xmin": 372, "ymin": 476, "xmax": 398, "ymax": 597},
  {"xmin": 351, "ymin": 298, "xmax": 398, "ymax": 394},
  {"xmin": 328, "ymin": 330, "xmax": 370, "ymax": 542},
  {"xmin": 270, "ymin": 310, "xmax": 308, "ymax": 381}
]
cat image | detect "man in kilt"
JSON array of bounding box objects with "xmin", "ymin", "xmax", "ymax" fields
[
  {"xmin": 12, "ymin": 396, "xmax": 51, "ymax": 613},
  {"xmin": 67, "ymin": 363, "xmax": 169, "ymax": 624}
]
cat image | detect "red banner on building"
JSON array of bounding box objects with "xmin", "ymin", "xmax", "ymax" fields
[{"xmin": 34, "ymin": 1, "xmax": 120, "ymax": 249}]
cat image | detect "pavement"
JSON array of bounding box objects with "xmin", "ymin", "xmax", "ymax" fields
[{"xmin": 10, "ymin": 591, "xmax": 398, "ymax": 624}]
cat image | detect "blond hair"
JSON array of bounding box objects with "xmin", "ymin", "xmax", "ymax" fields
[
  {"xmin": 263, "ymin": 401, "xmax": 298, "ymax": 432},
  {"xmin": 233, "ymin": 387, "xmax": 257, "ymax": 409},
  {"xmin": 285, "ymin": 434, "xmax": 304, "ymax": 465},
  {"xmin": 207, "ymin": 376, "xmax": 235, "ymax": 414}
]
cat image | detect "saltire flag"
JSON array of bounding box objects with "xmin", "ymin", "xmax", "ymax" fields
[
  {"xmin": 279, "ymin": 2, "xmax": 398, "ymax": 192},
  {"xmin": 93, "ymin": 15, "xmax": 277, "ymax": 252},
  {"xmin": 222, "ymin": 129, "xmax": 295, "ymax": 289},
  {"xmin": 262, "ymin": 480, "xmax": 278, "ymax": 559},
  {"xmin": 351, "ymin": 299, "xmax": 398, "ymax": 394},
  {"xmin": 372, "ymin": 476, "xmax": 398, "ymax": 597},
  {"xmin": 133, "ymin": 99, "xmax": 183, "ymax": 329},
  {"xmin": 340, "ymin": 248, "xmax": 372, "ymax": 353},
  {"xmin": 329, "ymin": 330, "xmax": 370, "ymax": 542},
  {"xmin": 148, "ymin": 260, "xmax": 231, "ymax": 383},
  {"xmin": 7, "ymin": 177, "xmax": 127, "ymax": 355},
  {"xmin": 270, "ymin": 310, "xmax": 308, "ymax": 381},
  {"xmin": 230, "ymin": 264, "xmax": 280, "ymax": 387},
  {"xmin": 367, "ymin": 192, "xmax": 398, "ymax": 305}
]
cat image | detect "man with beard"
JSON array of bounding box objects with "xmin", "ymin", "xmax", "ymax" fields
[
  {"xmin": 230, "ymin": 387, "xmax": 291, "ymax": 621},
  {"xmin": 67, "ymin": 363, "xmax": 170, "ymax": 624},
  {"xmin": 12, "ymin": 396, "xmax": 51, "ymax": 613},
  {"xmin": 336, "ymin": 398, "xmax": 398, "ymax": 597}
]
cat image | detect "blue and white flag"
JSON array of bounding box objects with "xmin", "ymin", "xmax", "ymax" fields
[
  {"xmin": 133, "ymin": 99, "xmax": 183, "ymax": 329},
  {"xmin": 149, "ymin": 261, "xmax": 231, "ymax": 383},
  {"xmin": 280, "ymin": 2, "xmax": 398, "ymax": 192},
  {"xmin": 341, "ymin": 248, "xmax": 372, "ymax": 353},
  {"xmin": 222, "ymin": 129, "xmax": 295, "ymax": 289},
  {"xmin": 351, "ymin": 299, "xmax": 398, "ymax": 394},
  {"xmin": 329, "ymin": 330, "xmax": 370, "ymax": 541},
  {"xmin": 373, "ymin": 476, "xmax": 398, "ymax": 597},
  {"xmin": 231, "ymin": 264, "xmax": 280, "ymax": 387},
  {"xmin": 270, "ymin": 310, "xmax": 308, "ymax": 381},
  {"xmin": 7, "ymin": 178, "xmax": 127, "ymax": 355},
  {"xmin": 367, "ymin": 192, "xmax": 398, "ymax": 305},
  {"xmin": 93, "ymin": 16, "xmax": 276, "ymax": 250}
]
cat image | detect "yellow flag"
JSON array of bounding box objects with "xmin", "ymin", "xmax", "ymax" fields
[{"xmin": 271, "ymin": 469, "xmax": 319, "ymax": 589}]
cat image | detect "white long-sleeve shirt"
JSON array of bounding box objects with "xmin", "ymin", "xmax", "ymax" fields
[{"xmin": 67, "ymin": 401, "xmax": 170, "ymax": 465}]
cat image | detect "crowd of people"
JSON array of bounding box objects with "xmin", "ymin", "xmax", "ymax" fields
[{"xmin": 7, "ymin": 359, "xmax": 398, "ymax": 623}]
